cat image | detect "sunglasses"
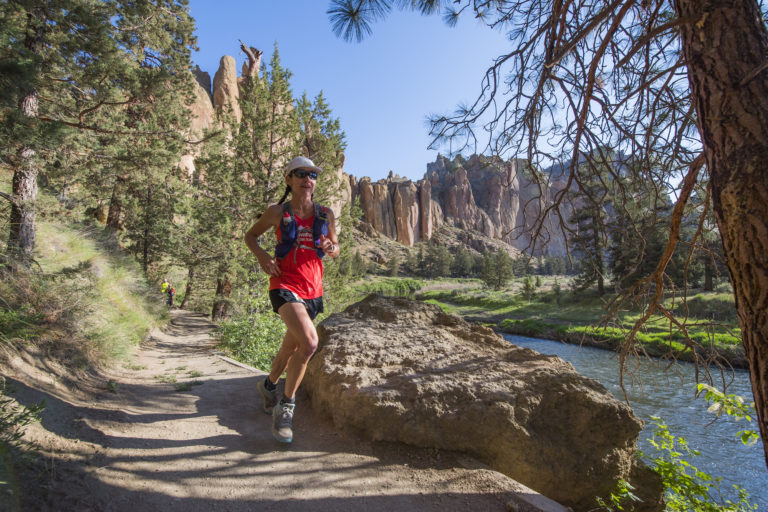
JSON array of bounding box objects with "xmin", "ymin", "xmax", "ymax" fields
[{"xmin": 291, "ymin": 169, "xmax": 318, "ymax": 180}]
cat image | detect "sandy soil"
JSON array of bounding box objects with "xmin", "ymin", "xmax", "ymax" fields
[{"xmin": 3, "ymin": 310, "xmax": 567, "ymax": 512}]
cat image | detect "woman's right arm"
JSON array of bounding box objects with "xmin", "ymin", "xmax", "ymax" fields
[{"xmin": 245, "ymin": 204, "xmax": 282, "ymax": 277}]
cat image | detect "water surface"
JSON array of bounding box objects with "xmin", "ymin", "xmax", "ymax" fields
[{"xmin": 504, "ymin": 334, "xmax": 767, "ymax": 509}]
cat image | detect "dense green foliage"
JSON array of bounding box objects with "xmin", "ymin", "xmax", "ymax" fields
[
  {"xmin": 1, "ymin": 0, "xmax": 196, "ymax": 267},
  {"xmin": 642, "ymin": 417, "xmax": 756, "ymax": 511},
  {"xmin": 217, "ymin": 310, "xmax": 286, "ymax": 372},
  {"xmin": 481, "ymin": 249, "xmax": 514, "ymax": 290}
]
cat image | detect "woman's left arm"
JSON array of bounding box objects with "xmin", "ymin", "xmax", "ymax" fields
[{"xmin": 321, "ymin": 208, "xmax": 340, "ymax": 258}]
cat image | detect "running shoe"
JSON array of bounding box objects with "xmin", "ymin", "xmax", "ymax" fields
[
  {"xmin": 257, "ymin": 377, "xmax": 277, "ymax": 414},
  {"xmin": 272, "ymin": 401, "xmax": 295, "ymax": 443}
]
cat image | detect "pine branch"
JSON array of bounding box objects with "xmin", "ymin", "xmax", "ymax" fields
[{"xmin": 34, "ymin": 115, "xmax": 222, "ymax": 145}]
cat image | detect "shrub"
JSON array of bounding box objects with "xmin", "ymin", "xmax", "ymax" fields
[
  {"xmin": 217, "ymin": 313, "xmax": 286, "ymax": 372},
  {"xmin": 356, "ymin": 278, "xmax": 422, "ymax": 297},
  {"xmin": 641, "ymin": 417, "xmax": 756, "ymax": 511},
  {"xmin": 673, "ymin": 294, "xmax": 738, "ymax": 322}
]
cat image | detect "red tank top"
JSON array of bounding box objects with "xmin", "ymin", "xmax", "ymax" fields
[{"xmin": 269, "ymin": 214, "xmax": 324, "ymax": 299}]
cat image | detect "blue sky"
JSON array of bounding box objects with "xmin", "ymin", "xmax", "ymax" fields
[{"xmin": 188, "ymin": 1, "xmax": 509, "ymax": 182}]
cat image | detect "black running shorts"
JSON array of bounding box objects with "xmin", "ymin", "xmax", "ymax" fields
[{"xmin": 269, "ymin": 289, "xmax": 324, "ymax": 320}]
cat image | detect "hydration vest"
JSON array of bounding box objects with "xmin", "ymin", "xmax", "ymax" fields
[{"xmin": 274, "ymin": 202, "xmax": 330, "ymax": 261}]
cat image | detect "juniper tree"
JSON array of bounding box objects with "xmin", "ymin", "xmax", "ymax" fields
[
  {"xmin": 295, "ymin": 91, "xmax": 346, "ymax": 207},
  {"xmin": 481, "ymin": 248, "xmax": 514, "ymax": 290}
]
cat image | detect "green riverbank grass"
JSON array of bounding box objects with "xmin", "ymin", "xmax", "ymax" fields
[{"xmin": 416, "ymin": 278, "xmax": 743, "ymax": 366}]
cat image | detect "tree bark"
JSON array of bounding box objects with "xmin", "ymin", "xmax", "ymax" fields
[
  {"xmin": 211, "ymin": 274, "xmax": 231, "ymax": 321},
  {"xmin": 107, "ymin": 176, "xmax": 127, "ymax": 230},
  {"xmin": 143, "ymin": 185, "xmax": 151, "ymax": 272},
  {"xmin": 703, "ymin": 254, "xmax": 714, "ymax": 292},
  {"xmin": 593, "ymin": 208, "xmax": 605, "ymax": 296},
  {"xmin": 8, "ymin": 141, "xmax": 38, "ymax": 265},
  {"xmin": 676, "ymin": 0, "xmax": 768, "ymax": 466},
  {"xmin": 7, "ymin": 10, "xmax": 44, "ymax": 267}
]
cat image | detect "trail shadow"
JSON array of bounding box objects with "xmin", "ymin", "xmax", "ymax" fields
[
  {"xmin": 7, "ymin": 310, "xmax": 540, "ymax": 512},
  {"xmin": 10, "ymin": 371, "xmax": 517, "ymax": 512}
]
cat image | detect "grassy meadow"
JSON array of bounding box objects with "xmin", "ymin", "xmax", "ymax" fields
[{"xmin": 415, "ymin": 276, "xmax": 743, "ymax": 367}]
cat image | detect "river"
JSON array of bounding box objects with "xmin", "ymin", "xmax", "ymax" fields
[{"xmin": 503, "ymin": 334, "xmax": 767, "ymax": 509}]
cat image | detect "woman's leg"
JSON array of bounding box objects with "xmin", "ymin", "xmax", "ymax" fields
[
  {"xmin": 276, "ymin": 301, "xmax": 318, "ymax": 399},
  {"xmin": 267, "ymin": 330, "xmax": 298, "ymax": 385}
]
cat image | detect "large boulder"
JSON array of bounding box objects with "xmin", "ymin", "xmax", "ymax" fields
[{"xmin": 304, "ymin": 294, "xmax": 663, "ymax": 511}]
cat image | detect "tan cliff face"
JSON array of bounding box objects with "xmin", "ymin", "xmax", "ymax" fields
[
  {"xmin": 179, "ymin": 68, "xmax": 216, "ymax": 178},
  {"xmin": 352, "ymin": 154, "xmax": 574, "ymax": 256},
  {"xmin": 212, "ymin": 55, "xmax": 241, "ymax": 124}
]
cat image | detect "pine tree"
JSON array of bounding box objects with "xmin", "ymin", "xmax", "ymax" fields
[
  {"xmin": 0, "ymin": 0, "xmax": 195, "ymax": 267},
  {"xmin": 423, "ymin": 240, "xmax": 451, "ymax": 278},
  {"xmin": 521, "ymin": 276, "xmax": 536, "ymax": 302},
  {"xmin": 567, "ymin": 154, "xmax": 619, "ymax": 296},
  {"xmin": 451, "ymin": 244, "xmax": 473, "ymax": 277},
  {"xmin": 295, "ymin": 91, "xmax": 346, "ymax": 207},
  {"xmin": 481, "ymin": 249, "xmax": 514, "ymax": 290}
]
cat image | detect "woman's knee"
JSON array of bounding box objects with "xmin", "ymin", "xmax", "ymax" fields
[
  {"xmin": 300, "ymin": 333, "xmax": 318, "ymax": 359},
  {"xmin": 277, "ymin": 343, "xmax": 298, "ymax": 359}
]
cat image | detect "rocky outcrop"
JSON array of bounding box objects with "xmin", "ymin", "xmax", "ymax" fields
[
  {"xmin": 358, "ymin": 178, "xmax": 397, "ymax": 239},
  {"xmin": 212, "ymin": 55, "xmax": 241, "ymax": 123},
  {"xmin": 304, "ymin": 294, "xmax": 663, "ymax": 512},
  {"xmin": 179, "ymin": 71, "xmax": 216, "ymax": 178},
  {"xmin": 355, "ymin": 154, "xmax": 575, "ymax": 256}
]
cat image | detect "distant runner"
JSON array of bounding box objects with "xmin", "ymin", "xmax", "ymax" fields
[
  {"xmin": 244, "ymin": 156, "xmax": 340, "ymax": 443},
  {"xmin": 166, "ymin": 284, "xmax": 175, "ymax": 306}
]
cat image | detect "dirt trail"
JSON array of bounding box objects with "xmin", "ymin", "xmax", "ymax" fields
[{"xmin": 6, "ymin": 310, "xmax": 567, "ymax": 512}]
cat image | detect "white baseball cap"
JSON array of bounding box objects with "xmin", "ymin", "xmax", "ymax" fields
[{"xmin": 286, "ymin": 156, "xmax": 322, "ymax": 175}]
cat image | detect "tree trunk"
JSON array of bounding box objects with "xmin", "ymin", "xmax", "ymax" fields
[
  {"xmin": 8, "ymin": 140, "xmax": 38, "ymax": 265},
  {"xmin": 703, "ymin": 254, "xmax": 714, "ymax": 292},
  {"xmin": 593, "ymin": 209, "xmax": 605, "ymax": 296},
  {"xmin": 7, "ymin": 9, "xmax": 46, "ymax": 267},
  {"xmin": 143, "ymin": 185, "xmax": 151, "ymax": 272},
  {"xmin": 211, "ymin": 274, "xmax": 232, "ymax": 321},
  {"xmin": 676, "ymin": 0, "xmax": 768, "ymax": 467},
  {"xmin": 179, "ymin": 266, "xmax": 194, "ymax": 309},
  {"xmin": 107, "ymin": 176, "xmax": 127, "ymax": 230}
]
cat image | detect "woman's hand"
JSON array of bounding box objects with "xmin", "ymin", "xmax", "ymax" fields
[
  {"xmin": 317, "ymin": 235, "xmax": 337, "ymax": 257},
  {"xmin": 257, "ymin": 253, "xmax": 281, "ymax": 277}
]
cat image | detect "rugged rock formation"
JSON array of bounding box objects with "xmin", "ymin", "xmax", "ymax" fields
[
  {"xmin": 304, "ymin": 294, "xmax": 664, "ymax": 512},
  {"xmin": 354, "ymin": 154, "xmax": 576, "ymax": 256},
  {"xmin": 212, "ymin": 55, "xmax": 241, "ymax": 124},
  {"xmin": 179, "ymin": 71, "xmax": 216, "ymax": 178}
]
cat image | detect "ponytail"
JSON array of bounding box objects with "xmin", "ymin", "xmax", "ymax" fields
[{"xmin": 277, "ymin": 185, "xmax": 291, "ymax": 205}]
